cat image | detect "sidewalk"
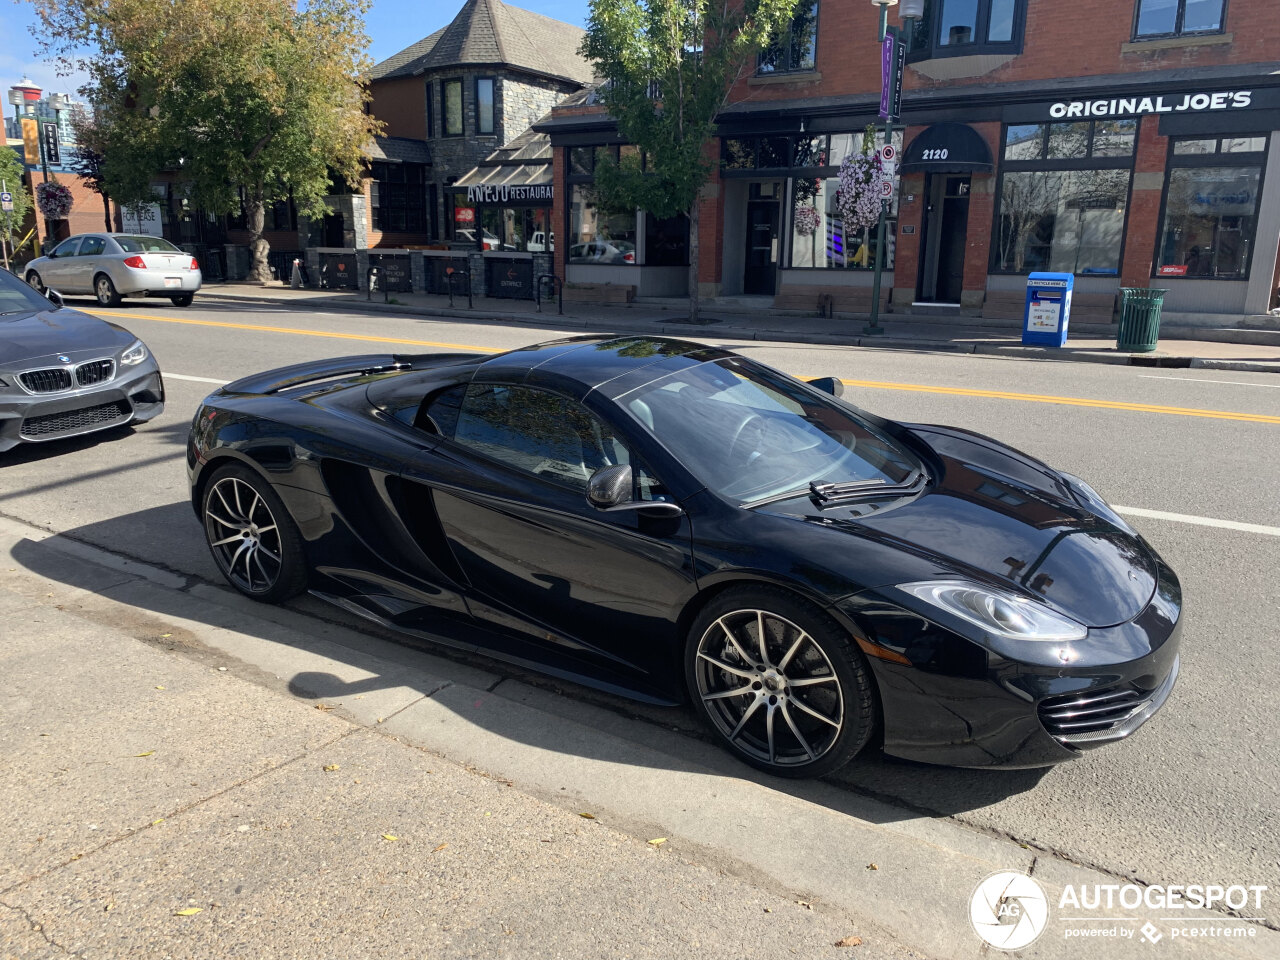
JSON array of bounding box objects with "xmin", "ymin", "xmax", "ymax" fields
[{"xmin": 196, "ymin": 281, "xmax": 1280, "ymax": 373}]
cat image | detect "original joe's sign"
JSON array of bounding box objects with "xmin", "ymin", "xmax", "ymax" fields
[
  {"xmin": 1049, "ymin": 91, "xmax": 1253, "ymax": 119},
  {"xmin": 465, "ymin": 184, "xmax": 553, "ymax": 204}
]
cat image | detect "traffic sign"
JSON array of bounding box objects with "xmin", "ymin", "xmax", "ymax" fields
[
  {"xmin": 1, "ymin": 191, "xmax": 12, "ymax": 213},
  {"xmin": 880, "ymin": 179, "xmax": 895, "ymax": 199},
  {"xmin": 881, "ymin": 159, "xmax": 897, "ymax": 178},
  {"xmin": 880, "ymin": 144, "xmax": 897, "ymax": 163}
]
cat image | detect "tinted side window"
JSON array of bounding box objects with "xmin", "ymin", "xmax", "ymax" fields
[
  {"xmin": 452, "ymin": 384, "xmax": 630, "ymax": 492},
  {"xmin": 78, "ymin": 237, "xmax": 106, "ymax": 256},
  {"xmin": 419, "ymin": 384, "xmax": 467, "ymax": 436},
  {"xmin": 52, "ymin": 238, "xmax": 80, "ymax": 257}
]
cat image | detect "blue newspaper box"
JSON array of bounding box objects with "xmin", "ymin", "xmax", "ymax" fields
[{"xmin": 1022, "ymin": 273, "xmax": 1074, "ymax": 347}]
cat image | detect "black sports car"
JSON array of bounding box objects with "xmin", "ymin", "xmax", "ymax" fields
[
  {"xmin": 0, "ymin": 267, "xmax": 164, "ymax": 452},
  {"xmin": 187, "ymin": 336, "xmax": 1181, "ymax": 777}
]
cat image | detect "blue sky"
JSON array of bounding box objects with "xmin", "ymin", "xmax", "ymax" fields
[{"xmin": 1, "ymin": 0, "xmax": 588, "ymax": 104}]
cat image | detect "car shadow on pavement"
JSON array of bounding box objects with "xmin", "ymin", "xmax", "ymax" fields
[{"xmin": 11, "ymin": 502, "xmax": 1051, "ymax": 827}]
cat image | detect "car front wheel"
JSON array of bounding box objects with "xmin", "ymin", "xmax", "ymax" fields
[
  {"xmin": 94, "ymin": 273, "xmax": 121, "ymax": 307},
  {"xmin": 202, "ymin": 464, "xmax": 308, "ymax": 603},
  {"xmin": 686, "ymin": 586, "xmax": 876, "ymax": 778}
]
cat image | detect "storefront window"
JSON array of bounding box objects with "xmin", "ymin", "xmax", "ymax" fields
[
  {"xmin": 789, "ymin": 176, "xmax": 897, "ymax": 271},
  {"xmin": 996, "ymin": 170, "xmax": 1128, "ymax": 274},
  {"xmin": 569, "ymin": 185, "xmax": 637, "ymax": 264},
  {"xmin": 1157, "ymin": 136, "xmax": 1266, "ymax": 280},
  {"xmin": 906, "ymin": 0, "xmax": 1025, "ymax": 57},
  {"xmin": 477, "ymin": 207, "xmax": 551, "ymax": 252},
  {"xmin": 644, "ymin": 212, "xmax": 688, "ymax": 266},
  {"xmin": 370, "ymin": 162, "xmax": 427, "ymax": 233}
]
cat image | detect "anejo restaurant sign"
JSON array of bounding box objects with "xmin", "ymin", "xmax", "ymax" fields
[
  {"xmin": 465, "ymin": 184, "xmax": 553, "ymax": 204},
  {"xmin": 1050, "ymin": 91, "xmax": 1253, "ymax": 119}
]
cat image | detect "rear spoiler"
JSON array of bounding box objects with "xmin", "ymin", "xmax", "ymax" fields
[{"xmin": 221, "ymin": 352, "xmax": 482, "ymax": 396}]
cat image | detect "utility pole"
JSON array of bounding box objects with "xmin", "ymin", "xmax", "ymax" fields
[{"xmin": 867, "ymin": 1, "xmax": 904, "ymax": 336}]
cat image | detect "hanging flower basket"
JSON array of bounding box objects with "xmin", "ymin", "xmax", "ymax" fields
[
  {"xmin": 836, "ymin": 127, "xmax": 884, "ymax": 235},
  {"xmin": 793, "ymin": 204, "xmax": 820, "ymax": 237},
  {"xmin": 36, "ymin": 181, "xmax": 73, "ymax": 219}
]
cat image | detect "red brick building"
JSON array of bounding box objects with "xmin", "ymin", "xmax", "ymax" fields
[{"xmin": 542, "ymin": 0, "xmax": 1280, "ymax": 320}]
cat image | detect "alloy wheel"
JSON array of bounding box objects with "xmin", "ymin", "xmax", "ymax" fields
[
  {"xmin": 204, "ymin": 475, "xmax": 284, "ymax": 594},
  {"xmin": 694, "ymin": 608, "xmax": 844, "ymax": 768}
]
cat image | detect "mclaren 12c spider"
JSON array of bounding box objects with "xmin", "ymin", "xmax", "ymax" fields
[{"xmin": 187, "ymin": 336, "xmax": 1181, "ymax": 777}]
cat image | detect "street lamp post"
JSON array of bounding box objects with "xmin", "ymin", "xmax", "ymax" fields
[{"xmin": 865, "ymin": 0, "xmax": 922, "ymax": 336}]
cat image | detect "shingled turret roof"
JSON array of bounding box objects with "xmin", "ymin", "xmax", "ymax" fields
[{"xmin": 369, "ymin": 0, "xmax": 594, "ymax": 86}]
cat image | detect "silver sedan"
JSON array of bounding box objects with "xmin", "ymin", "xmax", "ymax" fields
[{"xmin": 25, "ymin": 233, "xmax": 203, "ymax": 307}]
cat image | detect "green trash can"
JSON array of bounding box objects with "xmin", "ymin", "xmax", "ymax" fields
[{"xmin": 1116, "ymin": 287, "xmax": 1169, "ymax": 353}]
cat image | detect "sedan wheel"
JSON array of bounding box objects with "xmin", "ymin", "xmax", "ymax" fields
[
  {"xmin": 94, "ymin": 273, "xmax": 121, "ymax": 307},
  {"xmin": 25, "ymin": 271, "xmax": 45, "ymax": 294},
  {"xmin": 687, "ymin": 587, "xmax": 876, "ymax": 777},
  {"xmin": 202, "ymin": 465, "xmax": 307, "ymax": 602}
]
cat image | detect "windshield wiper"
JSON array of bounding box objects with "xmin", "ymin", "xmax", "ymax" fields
[
  {"xmin": 742, "ymin": 470, "xmax": 927, "ymax": 511},
  {"xmin": 809, "ymin": 469, "xmax": 926, "ymax": 508}
]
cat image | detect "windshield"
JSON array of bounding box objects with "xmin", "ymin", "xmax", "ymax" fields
[
  {"xmin": 115, "ymin": 236, "xmax": 182, "ymax": 253},
  {"xmin": 0, "ymin": 266, "xmax": 59, "ymax": 315},
  {"xmin": 619, "ymin": 357, "xmax": 920, "ymax": 505}
]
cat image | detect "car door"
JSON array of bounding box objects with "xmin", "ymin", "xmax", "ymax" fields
[
  {"xmin": 42, "ymin": 237, "xmax": 81, "ymax": 288},
  {"xmin": 402, "ymin": 382, "xmax": 697, "ymax": 692},
  {"xmin": 66, "ymin": 235, "xmax": 106, "ymax": 293}
]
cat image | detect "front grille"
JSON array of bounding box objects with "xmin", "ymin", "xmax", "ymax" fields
[
  {"xmin": 76, "ymin": 359, "xmax": 114, "ymax": 386},
  {"xmin": 21, "ymin": 401, "xmax": 131, "ymax": 439},
  {"xmin": 1039, "ymin": 685, "xmax": 1146, "ymax": 742},
  {"xmin": 19, "ymin": 368, "xmax": 73, "ymax": 393}
]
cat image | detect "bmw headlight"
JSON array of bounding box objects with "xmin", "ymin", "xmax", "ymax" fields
[
  {"xmin": 1059, "ymin": 471, "xmax": 1133, "ymax": 534},
  {"xmin": 121, "ymin": 340, "xmax": 148, "ymax": 366},
  {"xmin": 897, "ymin": 580, "xmax": 1087, "ymax": 642}
]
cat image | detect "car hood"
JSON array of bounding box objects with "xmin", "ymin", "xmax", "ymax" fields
[
  {"xmin": 0, "ymin": 307, "xmax": 133, "ymax": 366},
  {"xmin": 769, "ymin": 425, "xmax": 1157, "ymax": 628}
]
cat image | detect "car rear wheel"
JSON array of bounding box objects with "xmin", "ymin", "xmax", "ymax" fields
[
  {"xmin": 94, "ymin": 273, "xmax": 121, "ymax": 307},
  {"xmin": 25, "ymin": 271, "xmax": 45, "ymax": 294},
  {"xmin": 686, "ymin": 586, "xmax": 876, "ymax": 778},
  {"xmin": 202, "ymin": 464, "xmax": 308, "ymax": 603},
  {"xmin": 170, "ymin": 294, "xmax": 194, "ymax": 307}
]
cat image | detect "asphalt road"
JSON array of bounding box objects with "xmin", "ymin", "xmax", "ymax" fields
[{"xmin": 3, "ymin": 297, "xmax": 1278, "ymax": 917}]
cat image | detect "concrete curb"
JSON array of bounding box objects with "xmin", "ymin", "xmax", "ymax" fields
[
  {"xmin": 195, "ymin": 290, "xmax": 1280, "ymax": 374},
  {"xmin": 3, "ymin": 514, "xmax": 1276, "ymax": 960}
]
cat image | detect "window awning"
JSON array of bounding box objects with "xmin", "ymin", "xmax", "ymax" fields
[{"xmin": 901, "ymin": 123, "xmax": 995, "ymax": 174}]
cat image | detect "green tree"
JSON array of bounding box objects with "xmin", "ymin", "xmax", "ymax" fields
[
  {"xmin": 33, "ymin": 0, "xmax": 380, "ymax": 281},
  {"xmin": 0, "ymin": 146, "xmax": 34, "ymax": 266},
  {"xmin": 67, "ymin": 105, "xmax": 113, "ymax": 233},
  {"xmin": 581, "ymin": 0, "xmax": 800, "ymax": 321}
]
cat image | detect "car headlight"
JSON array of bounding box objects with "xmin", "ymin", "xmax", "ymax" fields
[
  {"xmin": 897, "ymin": 579, "xmax": 1087, "ymax": 642},
  {"xmin": 1059, "ymin": 471, "xmax": 1133, "ymax": 534},
  {"xmin": 121, "ymin": 340, "xmax": 148, "ymax": 366}
]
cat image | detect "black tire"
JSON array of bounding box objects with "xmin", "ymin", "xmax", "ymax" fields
[
  {"xmin": 94, "ymin": 273, "xmax": 122, "ymax": 307},
  {"xmin": 170, "ymin": 293, "xmax": 194, "ymax": 307},
  {"xmin": 685, "ymin": 584, "xmax": 876, "ymax": 778},
  {"xmin": 25, "ymin": 271, "xmax": 45, "ymax": 294},
  {"xmin": 201, "ymin": 463, "xmax": 308, "ymax": 603}
]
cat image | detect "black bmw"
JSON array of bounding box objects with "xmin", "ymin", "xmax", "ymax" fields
[{"xmin": 187, "ymin": 336, "xmax": 1180, "ymax": 777}]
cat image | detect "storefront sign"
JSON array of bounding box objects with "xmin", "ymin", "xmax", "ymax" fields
[
  {"xmin": 454, "ymin": 206, "xmax": 475, "ymax": 223},
  {"xmin": 320, "ymin": 253, "xmax": 357, "ymax": 290},
  {"xmin": 1049, "ymin": 91, "xmax": 1252, "ymax": 119},
  {"xmin": 1157, "ymin": 265, "xmax": 1188, "ymax": 277},
  {"xmin": 465, "ymin": 184, "xmax": 553, "ymax": 204},
  {"xmin": 369, "ymin": 254, "xmax": 412, "ymax": 293},
  {"xmin": 20, "ymin": 117, "xmax": 40, "ymax": 166},
  {"xmin": 485, "ymin": 258, "xmax": 534, "ymax": 300},
  {"xmin": 120, "ymin": 203, "xmax": 163, "ymax": 237}
]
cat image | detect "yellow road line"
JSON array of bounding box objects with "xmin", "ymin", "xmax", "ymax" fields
[
  {"xmin": 840, "ymin": 378, "xmax": 1280, "ymax": 424},
  {"xmin": 95, "ymin": 310, "xmax": 505, "ymax": 354},
  {"xmin": 94, "ymin": 309, "xmax": 1278, "ymax": 425}
]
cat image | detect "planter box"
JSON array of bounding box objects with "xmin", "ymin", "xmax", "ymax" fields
[
  {"xmin": 773, "ymin": 284, "xmax": 890, "ymax": 316},
  {"xmin": 563, "ymin": 282, "xmax": 636, "ymax": 304}
]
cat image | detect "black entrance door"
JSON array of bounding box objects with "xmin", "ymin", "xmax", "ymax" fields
[
  {"xmin": 323, "ymin": 213, "xmax": 345, "ymax": 248},
  {"xmin": 744, "ymin": 201, "xmax": 779, "ymax": 295},
  {"xmin": 919, "ymin": 175, "xmax": 971, "ymax": 304}
]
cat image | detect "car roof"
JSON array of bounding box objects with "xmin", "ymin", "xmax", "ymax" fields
[{"xmin": 473, "ymin": 336, "xmax": 736, "ymax": 399}]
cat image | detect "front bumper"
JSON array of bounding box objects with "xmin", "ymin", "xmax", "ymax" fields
[
  {"xmin": 839, "ymin": 558, "xmax": 1183, "ymax": 768},
  {"xmin": 0, "ymin": 359, "xmax": 165, "ymax": 452}
]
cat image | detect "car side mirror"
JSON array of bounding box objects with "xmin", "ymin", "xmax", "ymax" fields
[
  {"xmin": 810, "ymin": 377, "xmax": 844, "ymax": 397},
  {"xmin": 46, "ymin": 288, "xmax": 64, "ymax": 308},
  {"xmin": 586, "ymin": 464, "xmax": 684, "ymax": 518}
]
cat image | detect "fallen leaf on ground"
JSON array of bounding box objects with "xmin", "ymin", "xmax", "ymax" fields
[
  {"xmin": 174, "ymin": 908, "xmax": 202, "ymax": 917},
  {"xmin": 834, "ymin": 936, "xmax": 863, "ymax": 947},
  {"xmin": 104, "ymin": 903, "xmax": 114, "ymax": 912},
  {"xmin": 381, "ymin": 833, "xmax": 398, "ymax": 841},
  {"xmin": 797, "ymin": 900, "xmax": 812, "ymax": 910},
  {"xmin": 866, "ymin": 862, "xmax": 878, "ymax": 870},
  {"xmin": 151, "ymin": 819, "xmax": 165, "ymax": 825},
  {"xmin": 322, "ymin": 764, "xmax": 340, "ymax": 772},
  {"xmin": 433, "ymin": 843, "xmax": 448, "ymax": 853},
  {"xmin": 647, "ymin": 838, "xmax": 667, "ymax": 847},
  {"xmin": 763, "ymin": 907, "xmax": 773, "ymax": 913},
  {"xmin": 578, "ymin": 812, "xmax": 596, "ymax": 820},
  {"xmin": 155, "ymin": 686, "xmax": 165, "ymax": 690},
  {"xmin": 133, "ymin": 751, "xmax": 154, "ymax": 758},
  {"xmin": 315, "ymin": 704, "xmax": 335, "ymax": 712}
]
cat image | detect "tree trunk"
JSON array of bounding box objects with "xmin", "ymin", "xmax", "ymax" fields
[
  {"xmin": 688, "ymin": 198, "xmax": 700, "ymax": 324},
  {"xmin": 246, "ymin": 188, "xmax": 272, "ymax": 284},
  {"xmin": 102, "ymin": 192, "xmax": 112, "ymax": 233}
]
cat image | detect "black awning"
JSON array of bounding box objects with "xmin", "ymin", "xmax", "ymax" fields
[{"xmin": 901, "ymin": 123, "xmax": 995, "ymax": 174}]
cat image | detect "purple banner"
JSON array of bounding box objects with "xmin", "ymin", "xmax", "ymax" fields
[{"xmin": 879, "ymin": 34, "xmax": 894, "ymax": 119}]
